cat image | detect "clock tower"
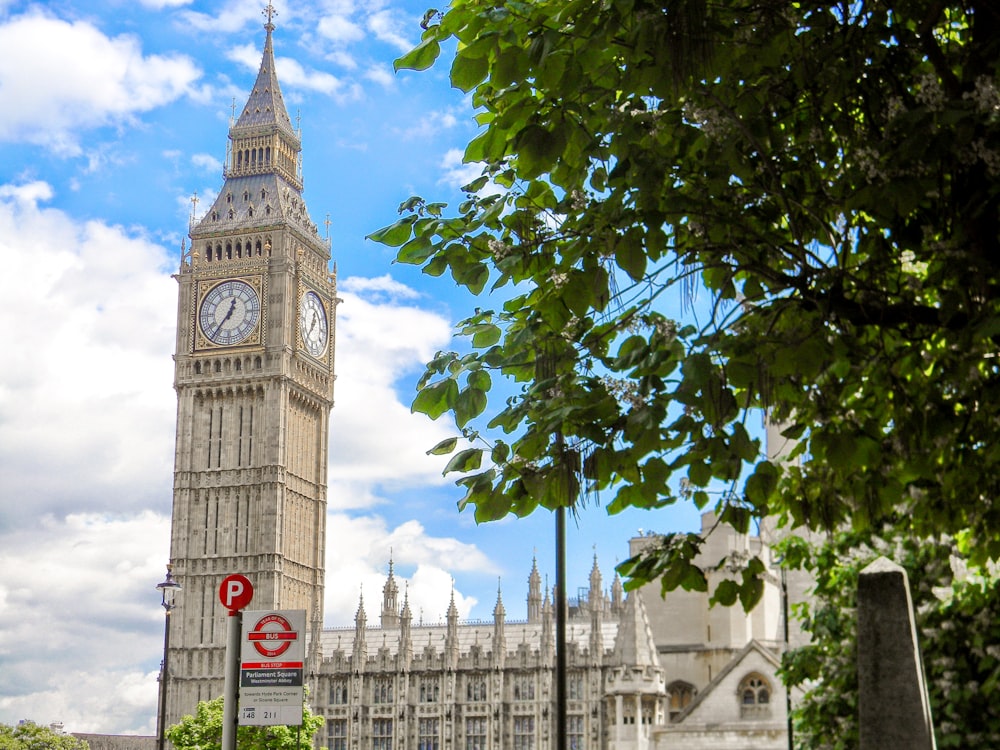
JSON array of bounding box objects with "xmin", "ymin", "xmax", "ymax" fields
[{"xmin": 166, "ymin": 10, "xmax": 336, "ymax": 724}]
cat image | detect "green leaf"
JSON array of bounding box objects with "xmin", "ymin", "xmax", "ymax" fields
[
  {"xmin": 712, "ymin": 579, "xmax": 739, "ymax": 607},
  {"xmin": 444, "ymin": 448, "xmax": 484, "ymax": 474},
  {"xmin": 514, "ymin": 123, "xmax": 566, "ymax": 178},
  {"xmin": 397, "ymin": 234, "xmax": 435, "ymax": 264},
  {"xmin": 367, "ymin": 216, "xmax": 416, "ymax": 247},
  {"xmin": 454, "ymin": 386, "xmax": 488, "ymax": 427},
  {"xmin": 394, "ymin": 37, "xmax": 441, "ymax": 72},
  {"xmin": 614, "ymin": 234, "xmax": 647, "ymax": 281},
  {"xmin": 411, "ymin": 378, "xmax": 458, "ymax": 419},
  {"xmin": 470, "ymin": 323, "xmax": 502, "ymax": 347},
  {"xmin": 427, "ymin": 437, "xmax": 458, "ymax": 455},
  {"xmin": 451, "ymin": 53, "xmax": 490, "ymax": 91}
]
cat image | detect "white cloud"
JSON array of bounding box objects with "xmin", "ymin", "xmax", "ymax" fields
[
  {"xmin": 326, "ymin": 280, "xmax": 455, "ymax": 497},
  {"xmin": 138, "ymin": 0, "xmax": 192, "ymax": 7},
  {"xmin": 324, "ymin": 514, "xmax": 493, "ymax": 626},
  {"xmin": 396, "ymin": 110, "xmax": 460, "ymax": 141},
  {"xmin": 0, "ymin": 511, "xmax": 170, "ymax": 734},
  {"xmin": 319, "ymin": 14, "xmax": 365, "ymax": 44},
  {"xmin": 0, "ymin": 182, "xmax": 177, "ymax": 525},
  {"xmin": 0, "ymin": 11, "xmax": 202, "ymax": 154},
  {"xmin": 367, "ymin": 10, "xmax": 414, "ymax": 53},
  {"xmin": 191, "ymin": 152, "xmax": 223, "ymax": 172},
  {"xmin": 178, "ymin": 1, "xmax": 259, "ymax": 33},
  {"xmin": 439, "ymin": 148, "xmax": 490, "ymax": 190},
  {"xmin": 341, "ymin": 273, "xmax": 421, "ymax": 300},
  {"xmin": 365, "ymin": 65, "xmax": 395, "ymax": 88}
]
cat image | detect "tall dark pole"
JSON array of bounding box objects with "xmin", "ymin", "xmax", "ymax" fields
[
  {"xmin": 555, "ymin": 505, "xmax": 567, "ymax": 750},
  {"xmin": 156, "ymin": 563, "xmax": 181, "ymax": 750}
]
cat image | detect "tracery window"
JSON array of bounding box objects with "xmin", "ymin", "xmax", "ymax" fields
[
  {"xmin": 465, "ymin": 717, "xmax": 486, "ymax": 750},
  {"xmin": 667, "ymin": 680, "xmax": 695, "ymax": 721},
  {"xmin": 739, "ymin": 673, "xmax": 772, "ymax": 719},
  {"xmin": 420, "ymin": 677, "xmax": 439, "ymax": 703},
  {"xmin": 373, "ymin": 677, "xmax": 393, "ymax": 704},
  {"xmin": 328, "ymin": 718, "xmax": 347, "ymax": 750},
  {"xmin": 466, "ymin": 674, "xmax": 487, "ymax": 702},
  {"xmin": 567, "ymin": 715, "xmax": 584, "ymax": 750},
  {"xmin": 418, "ymin": 718, "xmax": 439, "ymax": 750},
  {"xmin": 567, "ymin": 671, "xmax": 584, "ymax": 700},
  {"xmin": 513, "ymin": 673, "xmax": 535, "ymax": 701},
  {"xmin": 372, "ymin": 718, "xmax": 392, "ymax": 750},
  {"xmin": 330, "ymin": 679, "xmax": 348, "ymax": 705},
  {"xmin": 512, "ymin": 716, "xmax": 534, "ymax": 750}
]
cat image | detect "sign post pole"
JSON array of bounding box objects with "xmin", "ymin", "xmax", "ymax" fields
[
  {"xmin": 218, "ymin": 574, "xmax": 255, "ymax": 750},
  {"xmin": 222, "ymin": 610, "xmax": 242, "ymax": 750}
]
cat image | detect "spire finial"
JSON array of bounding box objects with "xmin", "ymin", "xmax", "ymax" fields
[{"xmin": 263, "ymin": 2, "xmax": 277, "ymax": 31}]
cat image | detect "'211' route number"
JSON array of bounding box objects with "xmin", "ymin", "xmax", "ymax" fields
[{"xmin": 242, "ymin": 708, "xmax": 279, "ymax": 720}]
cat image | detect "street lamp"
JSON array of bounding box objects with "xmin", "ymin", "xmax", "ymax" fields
[{"xmin": 156, "ymin": 563, "xmax": 182, "ymax": 750}]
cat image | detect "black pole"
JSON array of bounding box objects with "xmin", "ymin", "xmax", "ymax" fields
[
  {"xmin": 555, "ymin": 505, "xmax": 567, "ymax": 750},
  {"xmin": 783, "ymin": 566, "xmax": 793, "ymax": 750},
  {"xmin": 157, "ymin": 609, "xmax": 171, "ymax": 750}
]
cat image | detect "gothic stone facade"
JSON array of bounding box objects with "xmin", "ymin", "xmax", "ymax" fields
[{"xmin": 311, "ymin": 515, "xmax": 790, "ymax": 750}]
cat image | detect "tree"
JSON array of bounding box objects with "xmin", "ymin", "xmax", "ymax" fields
[
  {"xmin": 780, "ymin": 525, "xmax": 1000, "ymax": 748},
  {"xmin": 165, "ymin": 696, "xmax": 324, "ymax": 750},
  {"xmin": 0, "ymin": 722, "xmax": 88, "ymax": 750},
  {"xmin": 372, "ymin": 0, "xmax": 1000, "ymax": 605}
]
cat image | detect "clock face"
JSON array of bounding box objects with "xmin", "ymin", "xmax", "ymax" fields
[
  {"xmin": 299, "ymin": 290, "xmax": 328, "ymax": 357},
  {"xmin": 199, "ymin": 279, "xmax": 261, "ymax": 346}
]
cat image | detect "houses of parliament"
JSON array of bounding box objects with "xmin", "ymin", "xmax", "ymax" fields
[{"xmin": 164, "ymin": 11, "xmax": 794, "ymax": 750}]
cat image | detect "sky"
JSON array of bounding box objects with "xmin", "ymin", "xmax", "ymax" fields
[{"xmin": 0, "ymin": 0, "xmax": 702, "ymax": 735}]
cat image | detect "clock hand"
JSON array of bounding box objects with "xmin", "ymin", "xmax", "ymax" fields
[{"xmin": 210, "ymin": 299, "xmax": 238, "ymax": 338}]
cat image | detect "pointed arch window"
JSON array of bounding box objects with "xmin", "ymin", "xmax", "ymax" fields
[
  {"xmin": 330, "ymin": 679, "xmax": 348, "ymax": 705},
  {"xmin": 738, "ymin": 673, "xmax": 772, "ymax": 719},
  {"xmin": 667, "ymin": 681, "xmax": 695, "ymax": 721},
  {"xmin": 372, "ymin": 677, "xmax": 393, "ymax": 704},
  {"xmin": 466, "ymin": 674, "xmax": 487, "ymax": 702}
]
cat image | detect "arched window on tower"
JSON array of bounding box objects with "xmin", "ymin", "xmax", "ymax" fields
[
  {"xmin": 738, "ymin": 673, "xmax": 771, "ymax": 719},
  {"xmin": 667, "ymin": 681, "xmax": 695, "ymax": 722}
]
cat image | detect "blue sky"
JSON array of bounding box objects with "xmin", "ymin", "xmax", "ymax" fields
[{"xmin": 0, "ymin": 0, "xmax": 702, "ymax": 735}]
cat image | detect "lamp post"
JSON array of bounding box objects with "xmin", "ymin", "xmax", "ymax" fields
[{"xmin": 156, "ymin": 563, "xmax": 182, "ymax": 750}]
